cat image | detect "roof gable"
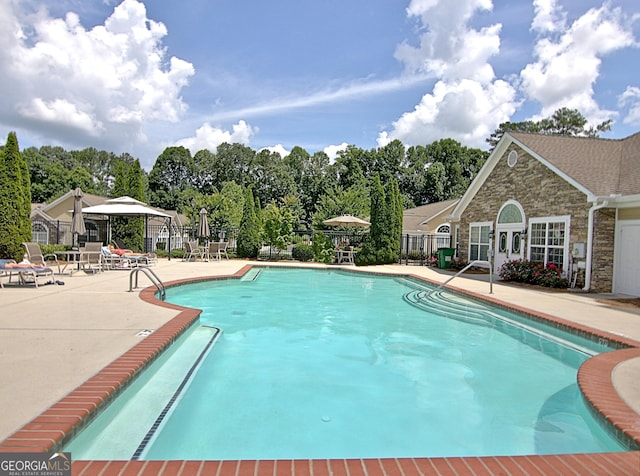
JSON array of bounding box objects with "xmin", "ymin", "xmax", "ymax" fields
[{"xmin": 452, "ymin": 131, "xmax": 640, "ymax": 219}]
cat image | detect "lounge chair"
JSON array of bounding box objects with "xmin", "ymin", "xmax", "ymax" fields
[
  {"xmin": 184, "ymin": 241, "xmax": 203, "ymax": 261},
  {"xmin": 23, "ymin": 242, "xmax": 61, "ymax": 274},
  {"xmin": 209, "ymin": 241, "xmax": 229, "ymax": 261},
  {"xmin": 0, "ymin": 259, "xmax": 55, "ymax": 288},
  {"xmin": 79, "ymin": 242, "xmax": 104, "ymax": 273},
  {"xmin": 100, "ymin": 246, "xmax": 131, "ymax": 270}
]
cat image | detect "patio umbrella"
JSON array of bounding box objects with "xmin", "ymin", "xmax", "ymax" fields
[
  {"xmin": 71, "ymin": 187, "xmax": 86, "ymax": 247},
  {"xmin": 323, "ymin": 214, "xmax": 370, "ymax": 227},
  {"xmin": 198, "ymin": 208, "xmax": 210, "ymax": 239}
]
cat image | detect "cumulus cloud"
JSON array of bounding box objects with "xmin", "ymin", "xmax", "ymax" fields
[
  {"xmin": 619, "ymin": 86, "xmax": 640, "ymax": 125},
  {"xmin": 173, "ymin": 120, "xmax": 256, "ymax": 154},
  {"xmin": 260, "ymin": 144, "xmax": 290, "ymax": 157},
  {"xmin": 324, "ymin": 142, "xmax": 348, "ymax": 162},
  {"xmin": 521, "ymin": 2, "xmax": 636, "ymax": 123},
  {"xmin": 0, "ymin": 0, "xmax": 194, "ymax": 150},
  {"xmin": 381, "ymin": 0, "xmax": 517, "ymax": 148}
]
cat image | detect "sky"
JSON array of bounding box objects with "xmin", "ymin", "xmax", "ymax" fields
[{"xmin": 1, "ymin": 0, "xmax": 639, "ymax": 170}]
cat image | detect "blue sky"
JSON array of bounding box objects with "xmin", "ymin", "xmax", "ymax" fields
[{"xmin": 1, "ymin": 0, "xmax": 639, "ymax": 169}]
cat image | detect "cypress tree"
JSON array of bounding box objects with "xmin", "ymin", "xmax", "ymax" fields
[
  {"xmin": 126, "ymin": 160, "xmax": 146, "ymax": 251},
  {"xmin": 0, "ymin": 132, "xmax": 31, "ymax": 259},
  {"xmin": 384, "ymin": 178, "xmax": 403, "ymax": 263},
  {"xmin": 237, "ymin": 186, "xmax": 261, "ymax": 258}
]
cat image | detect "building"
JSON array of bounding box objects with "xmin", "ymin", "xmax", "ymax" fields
[{"xmin": 450, "ymin": 132, "xmax": 640, "ymax": 296}]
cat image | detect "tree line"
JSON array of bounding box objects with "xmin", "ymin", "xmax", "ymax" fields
[{"xmin": 0, "ymin": 107, "xmax": 610, "ymax": 260}]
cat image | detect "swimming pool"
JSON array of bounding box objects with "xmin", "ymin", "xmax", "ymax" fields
[{"xmin": 64, "ymin": 267, "xmax": 628, "ymax": 460}]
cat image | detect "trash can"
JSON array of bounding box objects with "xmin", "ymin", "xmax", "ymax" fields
[{"xmin": 438, "ymin": 248, "xmax": 455, "ymax": 269}]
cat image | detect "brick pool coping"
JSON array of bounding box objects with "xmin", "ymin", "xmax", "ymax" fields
[{"xmin": 1, "ymin": 264, "xmax": 640, "ymax": 475}]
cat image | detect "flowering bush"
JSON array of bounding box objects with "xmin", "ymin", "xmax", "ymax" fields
[
  {"xmin": 449, "ymin": 257, "xmax": 469, "ymax": 271},
  {"xmin": 498, "ymin": 259, "xmax": 569, "ymax": 288}
]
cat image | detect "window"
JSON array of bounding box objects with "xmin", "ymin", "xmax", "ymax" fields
[
  {"xmin": 529, "ymin": 217, "xmax": 569, "ymax": 271},
  {"xmin": 32, "ymin": 221, "xmax": 49, "ymax": 244},
  {"xmin": 469, "ymin": 222, "xmax": 491, "ymax": 261},
  {"xmin": 435, "ymin": 224, "xmax": 451, "ymax": 249}
]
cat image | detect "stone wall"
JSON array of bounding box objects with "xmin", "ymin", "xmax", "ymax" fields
[{"xmin": 459, "ymin": 144, "xmax": 614, "ymax": 293}]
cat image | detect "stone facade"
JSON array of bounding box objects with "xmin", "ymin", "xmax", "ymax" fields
[{"xmin": 458, "ymin": 144, "xmax": 615, "ymax": 293}]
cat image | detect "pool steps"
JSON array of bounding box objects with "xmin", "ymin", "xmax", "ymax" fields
[
  {"xmin": 132, "ymin": 325, "xmax": 222, "ymax": 460},
  {"xmin": 403, "ymin": 288, "xmax": 601, "ymax": 360}
]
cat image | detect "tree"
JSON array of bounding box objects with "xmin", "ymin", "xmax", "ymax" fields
[
  {"xmin": 148, "ymin": 146, "xmax": 195, "ymax": 209},
  {"xmin": 237, "ymin": 187, "xmax": 262, "ymax": 258},
  {"xmin": 487, "ymin": 107, "xmax": 613, "ymax": 149},
  {"xmin": 206, "ymin": 181, "xmax": 245, "ymax": 238},
  {"xmin": 262, "ymin": 201, "xmax": 295, "ymax": 254},
  {"xmin": 356, "ymin": 174, "xmax": 385, "ymax": 265},
  {"xmin": 312, "ymin": 183, "xmax": 370, "ymax": 230},
  {"xmin": 0, "ymin": 132, "xmax": 31, "ymax": 259}
]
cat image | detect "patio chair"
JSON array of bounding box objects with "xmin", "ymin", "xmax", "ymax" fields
[
  {"xmin": 100, "ymin": 246, "xmax": 130, "ymax": 270},
  {"xmin": 0, "ymin": 259, "xmax": 55, "ymax": 288},
  {"xmin": 184, "ymin": 241, "xmax": 203, "ymax": 262},
  {"xmin": 23, "ymin": 242, "xmax": 61, "ymax": 274},
  {"xmin": 208, "ymin": 241, "xmax": 229, "ymax": 261},
  {"xmin": 79, "ymin": 242, "xmax": 104, "ymax": 273}
]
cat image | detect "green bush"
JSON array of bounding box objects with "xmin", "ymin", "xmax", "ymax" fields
[
  {"xmin": 312, "ymin": 232, "xmax": 335, "ymax": 264},
  {"xmin": 498, "ymin": 259, "xmax": 569, "ymax": 288},
  {"xmin": 292, "ymin": 244, "xmax": 314, "ymax": 262}
]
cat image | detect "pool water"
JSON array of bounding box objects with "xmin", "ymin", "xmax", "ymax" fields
[{"xmin": 65, "ymin": 267, "xmax": 627, "ymax": 460}]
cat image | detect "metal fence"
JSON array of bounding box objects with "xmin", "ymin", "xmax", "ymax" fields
[
  {"xmin": 33, "ymin": 220, "xmax": 451, "ymax": 265},
  {"xmin": 399, "ymin": 233, "xmax": 453, "ymax": 265}
]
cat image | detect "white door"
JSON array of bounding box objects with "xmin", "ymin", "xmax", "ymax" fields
[
  {"xmin": 494, "ymin": 226, "xmax": 524, "ymax": 273},
  {"xmin": 615, "ymin": 221, "xmax": 640, "ymax": 297}
]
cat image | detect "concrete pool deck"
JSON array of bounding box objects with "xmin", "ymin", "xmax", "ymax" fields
[{"xmin": 1, "ymin": 259, "xmax": 640, "ymax": 475}]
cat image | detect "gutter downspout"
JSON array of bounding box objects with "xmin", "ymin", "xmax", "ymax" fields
[{"xmin": 582, "ymin": 199, "xmax": 608, "ymax": 292}]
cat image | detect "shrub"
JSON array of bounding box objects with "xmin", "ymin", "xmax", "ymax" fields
[
  {"xmin": 312, "ymin": 232, "xmax": 335, "ymax": 264},
  {"xmin": 449, "ymin": 257, "xmax": 468, "ymax": 271},
  {"xmin": 498, "ymin": 259, "xmax": 569, "ymax": 288},
  {"xmin": 292, "ymin": 244, "xmax": 314, "ymax": 262}
]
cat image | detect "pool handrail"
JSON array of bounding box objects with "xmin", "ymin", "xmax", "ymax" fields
[
  {"xmin": 129, "ymin": 266, "xmax": 166, "ymax": 300},
  {"xmin": 425, "ymin": 259, "xmax": 493, "ymax": 298}
]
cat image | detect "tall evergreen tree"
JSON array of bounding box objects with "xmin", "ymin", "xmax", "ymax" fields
[
  {"xmin": 0, "ymin": 132, "xmax": 31, "ymax": 259},
  {"xmin": 237, "ymin": 187, "xmax": 261, "ymax": 258}
]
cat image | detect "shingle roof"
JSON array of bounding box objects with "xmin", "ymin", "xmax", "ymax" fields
[
  {"xmin": 509, "ymin": 131, "xmax": 640, "ymax": 197},
  {"xmin": 403, "ymin": 198, "xmax": 459, "ymax": 231}
]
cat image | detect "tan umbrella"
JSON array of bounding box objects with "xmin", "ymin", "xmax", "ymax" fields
[
  {"xmin": 323, "ymin": 214, "xmax": 370, "ymax": 227},
  {"xmin": 198, "ymin": 208, "xmax": 210, "ymax": 239},
  {"xmin": 72, "ymin": 187, "xmax": 86, "ymax": 246}
]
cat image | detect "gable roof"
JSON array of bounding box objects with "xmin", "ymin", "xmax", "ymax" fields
[
  {"xmin": 451, "ymin": 131, "xmax": 640, "ymax": 220},
  {"xmin": 403, "ymin": 198, "xmax": 459, "ymax": 232},
  {"xmin": 510, "ymin": 131, "xmax": 640, "ymax": 197}
]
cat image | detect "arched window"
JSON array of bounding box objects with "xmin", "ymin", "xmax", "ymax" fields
[
  {"xmin": 497, "ymin": 203, "xmax": 523, "ymax": 224},
  {"xmin": 32, "ymin": 221, "xmax": 49, "ymax": 244},
  {"xmin": 435, "ymin": 224, "xmax": 451, "ymax": 249}
]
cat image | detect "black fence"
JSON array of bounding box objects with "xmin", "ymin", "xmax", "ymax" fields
[
  {"xmin": 33, "ymin": 220, "xmax": 451, "ymax": 265},
  {"xmin": 399, "ymin": 233, "xmax": 453, "ymax": 266}
]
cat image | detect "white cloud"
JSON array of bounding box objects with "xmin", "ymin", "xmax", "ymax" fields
[
  {"xmin": 381, "ymin": 0, "xmax": 517, "ymax": 148},
  {"xmin": 0, "ymin": 0, "xmax": 194, "ymax": 149},
  {"xmin": 531, "ymin": 0, "xmax": 566, "ymax": 34},
  {"xmin": 619, "ymin": 86, "xmax": 640, "ymax": 125},
  {"xmin": 260, "ymin": 144, "xmax": 290, "ymax": 157},
  {"xmin": 383, "ymin": 79, "xmax": 516, "ymax": 148},
  {"xmin": 324, "ymin": 142, "xmax": 348, "ymax": 162},
  {"xmin": 521, "ymin": 3, "xmax": 635, "ymax": 122},
  {"xmin": 174, "ymin": 120, "xmax": 256, "ymax": 154}
]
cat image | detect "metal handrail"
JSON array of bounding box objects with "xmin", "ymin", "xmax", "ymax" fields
[
  {"xmin": 424, "ymin": 260, "xmax": 493, "ymax": 298},
  {"xmin": 129, "ymin": 266, "xmax": 166, "ymax": 300}
]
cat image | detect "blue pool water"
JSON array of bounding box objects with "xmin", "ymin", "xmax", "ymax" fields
[{"xmin": 65, "ymin": 267, "xmax": 627, "ymax": 460}]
